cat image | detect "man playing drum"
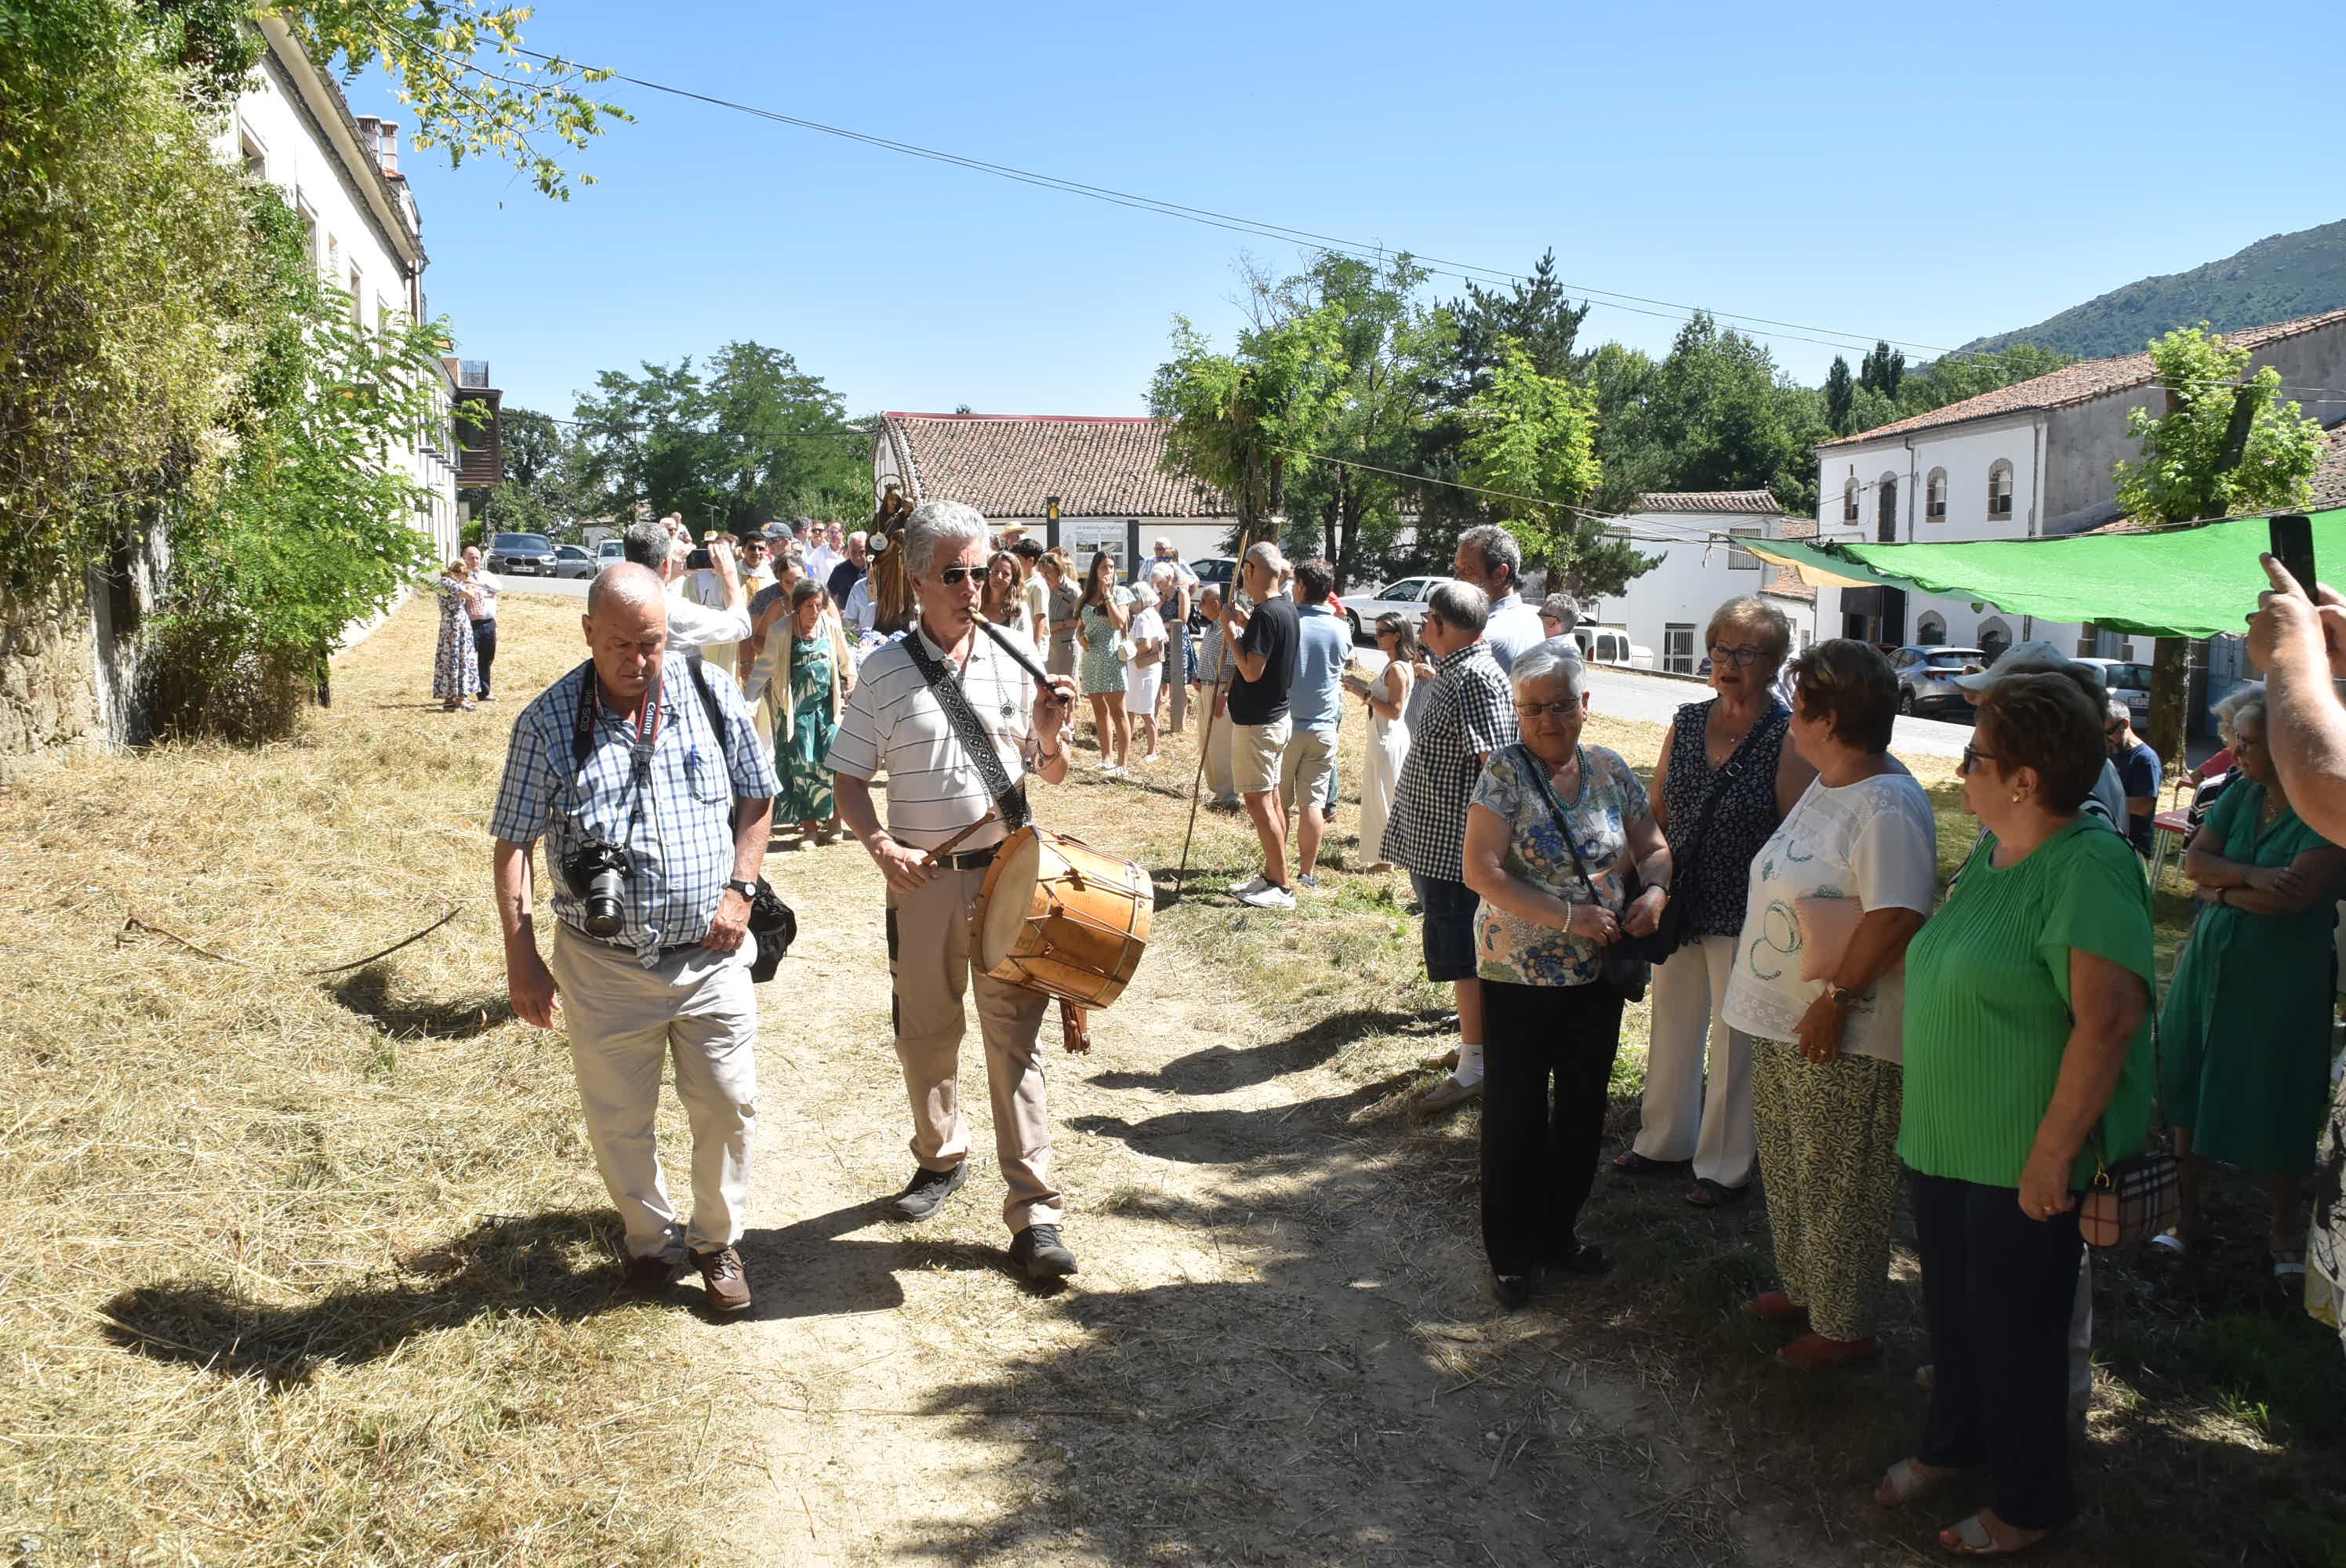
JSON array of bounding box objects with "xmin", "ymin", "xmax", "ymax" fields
[{"xmin": 827, "ymin": 499, "xmax": 1085, "ymax": 1281}]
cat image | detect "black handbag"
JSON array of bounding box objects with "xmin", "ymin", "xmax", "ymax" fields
[
  {"xmin": 1628, "ymin": 706, "xmax": 1784, "ymax": 964},
  {"xmin": 682, "ymin": 663, "xmax": 797, "ymax": 981},
  {"xmin": 1517, "ymin": 743, "xmax": 1651, "ymax": 1005}
]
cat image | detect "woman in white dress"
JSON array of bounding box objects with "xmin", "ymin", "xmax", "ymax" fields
[
  {"xmin": 1345, "ymin": 612, "xmax": 1416, "ymax": 874},
  {"xmin": 1124, "ymin": 577, "xmax": 1168, "ymax": 764}
]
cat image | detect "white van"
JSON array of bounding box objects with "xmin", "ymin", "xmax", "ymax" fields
[{"xmin": 1574, "ymin": 623, "xmax": 1656, "ymax": 670}]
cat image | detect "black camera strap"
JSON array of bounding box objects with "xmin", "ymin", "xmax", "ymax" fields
[{"xmin": 902, "ymin": 625, "xmax": 1031, "ymax": 833}]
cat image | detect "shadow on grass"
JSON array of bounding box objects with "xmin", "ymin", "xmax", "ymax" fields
[
  {"xmin": 1068, "ymin": 1066, "xmax": 1418, "ymax": 1165},
  {"xmin": 327, "ymin": 962, "xmax": 513, "ymax": 1040},
  {"xmin": 100, "ymin": 1209, "xmax": 637, "ymax": 1388}
]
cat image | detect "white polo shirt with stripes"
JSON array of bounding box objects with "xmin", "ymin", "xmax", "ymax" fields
[{"xmin": 824, "ymin": 620, "xmax": 1040, "ymax": 853}]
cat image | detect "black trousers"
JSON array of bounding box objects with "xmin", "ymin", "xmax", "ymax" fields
[
  {"xmin": 470, "ymin": 617, "xmax": 497, "ymax": 696},
  {"xmin": 1913, "ymin": 1172, "xmax": 2083, "ymax": 1531},
  {"xmin": 1480, "ymin": 977, "xmax": 1624, "ymax": 1277}
]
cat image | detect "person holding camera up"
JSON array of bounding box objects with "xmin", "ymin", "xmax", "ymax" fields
[
  {"xmin": 488, "ymin": 563, "xmax": 782, "ymax": 1315},
  {"xmin": 826, "ymin": 499, "xmax": 1084, "ymax": 1283},
  {"xmin": 619, "ymin": 518, "xmax": 750, "ymax": 661}
]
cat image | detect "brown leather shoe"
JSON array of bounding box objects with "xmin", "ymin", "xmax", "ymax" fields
[{"xmin": 689, "ymin": 1246, "xmax": 752, "ymax": 1313}]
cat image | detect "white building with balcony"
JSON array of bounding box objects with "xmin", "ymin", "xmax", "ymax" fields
[{"xmin": 218, "ymin": 16, "xmax": 462, "ymax": 564}]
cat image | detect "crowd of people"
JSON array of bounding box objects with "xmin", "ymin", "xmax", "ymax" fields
[{"xmin": 474, "ymin": 494, "xmax": 2345, "ymax": 1558}]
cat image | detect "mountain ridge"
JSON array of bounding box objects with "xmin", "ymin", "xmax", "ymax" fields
[{"xmin": 1959, "ymin": 218, "xmax": 2346, "ymax": 361}]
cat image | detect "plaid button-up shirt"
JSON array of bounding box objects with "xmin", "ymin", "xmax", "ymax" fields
[
  {"xmin": 1382, "ymin": 641, "xmax": 1518, "ymax": 882},
  {"xmin": 490, "ymin": 659, "xmax": 779, "ymax": 965}
]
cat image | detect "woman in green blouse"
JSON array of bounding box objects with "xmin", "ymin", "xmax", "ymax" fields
[
  {"xmin": 1883, "ymin": 673, "xmax": 2155, "ymax": 1556},
  {"xmin": 2159, "ymin": 684, "xmax": 2346, "ymax": 1278}
]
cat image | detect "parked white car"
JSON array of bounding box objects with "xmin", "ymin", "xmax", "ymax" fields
[
  {"xmin": 1349, "ymin": 574, "xmax": 1456, "ymax": 639},
  {"xmin": 1572, "ymin": 623, "xmax": 1657, "ymax": 670},
  {"xmin": 595, "ymin": 538, "xmax": 625, "ymax": 565},
  {"xmin": 2072, "ymin": 657, "xmax": 2153, "ymax": 726}
]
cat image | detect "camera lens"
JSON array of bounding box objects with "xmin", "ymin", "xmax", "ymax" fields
[{"xmin": 583, "ymin": 869, "xmax": 626, "ymax": 938}]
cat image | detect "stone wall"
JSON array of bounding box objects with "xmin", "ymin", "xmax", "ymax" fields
[{"xmin": 0, "ymin": 589, "xmax": 101, "ymax": 783}]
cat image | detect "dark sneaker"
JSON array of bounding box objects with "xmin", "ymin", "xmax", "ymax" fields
[
  {"xmin": 623, "ymin": 1252, "xmax": 677, "ymax": 1290},
  {"xmin": 892, "ymin": 1163, "xmax": 967, "ymax": 1221},
  {"xmin": 688, "ymin": 1246, "xmax": 752, "ymax": 1313},
  {"xmin": 1009, "ymin": 1224, "xmax": 1079, "ymax": 1280}
]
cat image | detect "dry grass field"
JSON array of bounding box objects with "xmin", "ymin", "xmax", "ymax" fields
[{"xmin": 3, "ymin": 590, "xmax": 2341, "ymax": 1566}]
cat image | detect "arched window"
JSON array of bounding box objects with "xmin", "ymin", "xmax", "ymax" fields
[
  {"xmin": 1842, "ymin": 477, "xmax": 1860, "ymax": 524},
  {"xmin": 1987, "ymin": 459, "xmax": 2014, "ymax": 521},
  {"xmin": 1977, "ymin": 617, "xmax": 2013, "ymax": 662},
  {"xmin": 1916, "ymin": 612, "xmax": 1947, "ymax": 646},
  {"xmin": 1926, "ymin": 467, "xmax": 1948, "ymax": 521},
  {"xmin": 1876, "ymin": 471, "xmax": 1899, "ymax": 543}
]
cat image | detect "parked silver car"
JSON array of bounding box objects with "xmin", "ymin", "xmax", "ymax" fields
[
  {"xmin": 1349, "ymin": 574, "xmax": 1457, "ymax": 641},
  {"xmin": 549, "ymin": 543, "xmax": 596, "ymax": 580},
  {"xmin": 1889, "ymin": 645, "xmax": 1988, "ymax": 717},
  {"xmin": 2073, "ymin": 657, "xmax": 2153, "ymax": 726}
]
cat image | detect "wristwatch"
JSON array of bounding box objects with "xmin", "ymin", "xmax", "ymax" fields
[
  {"xmin": 1827, "ymin": 985, "xmax": 1864, "ymax": 1010},
  {"xmin": 724, "ymin": 878, "xmax": 757, "ymax": 901}
]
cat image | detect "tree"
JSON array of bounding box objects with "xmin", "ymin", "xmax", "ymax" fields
[
  {"xmin": 1823, "ymin": 355, "xmax": 1855, "ymax": 436},
  {"xmin": 1610, "ymin": 313, "xmax": 1807, "ymax": 510},
  {"xmin": 2114, "ymin": 325, "xmax": 2323, "ymax": 528},
  {"xmin": 2113, "ymin": 324, "xmax": 2325, "ymax": 777},
  {"xmin": 1858, "ymin": 340, "xmax": 1905, "ymax": 399},
  {"xmin": 572, "ymin": 344, "xmax": 870, "ymax": 532},
  {"xmin": 1458, "ymin": 342, "xmax": 1654, "ymax": 600}
]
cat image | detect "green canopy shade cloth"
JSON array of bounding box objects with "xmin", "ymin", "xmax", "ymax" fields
[{"xmin": 1745, "ymin": 508, "xmax": 2346, "ymax": 640}]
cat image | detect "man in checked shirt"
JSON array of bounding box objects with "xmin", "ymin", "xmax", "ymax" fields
[{"xmin": 489, "ymin": 564, "xmax": 780, "ymax": 1314}]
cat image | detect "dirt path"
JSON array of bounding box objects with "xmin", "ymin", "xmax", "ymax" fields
[{"xmin": 656, "ymin": 826, "xmax": 1851, "ymax": 1566}]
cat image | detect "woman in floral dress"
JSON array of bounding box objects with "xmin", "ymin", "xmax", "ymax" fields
[
  {"xmin": 772, "ymin": 580, "xmax": 855, "ymax": 844},
  {"xmin": 431, "ymin": 560, "xmax": 479, "ymax": 711},
  {"xmin": 1077, "ymin": 551, "xmax": 1133, "ymax": 775}
]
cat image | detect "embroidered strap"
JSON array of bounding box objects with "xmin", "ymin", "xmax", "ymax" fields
[{"xmin": 902, "ymin": 628, "xmax": 1031, "ymax": 832}]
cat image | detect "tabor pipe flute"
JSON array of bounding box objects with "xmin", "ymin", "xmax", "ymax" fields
[{"xmin": 971, "ymin": 610, "xmax": 1062, "ymax": 697}]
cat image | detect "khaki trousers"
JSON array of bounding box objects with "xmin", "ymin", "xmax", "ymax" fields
[
  {"xmin": 1204, "ymin": 696, "xmax": 1237, "ymax": 801},
  {"xmin": 549, "ymin": 925, "xmax": 759, "ymax": 1261},
  {"xmin": 887, "ymin": 865, "xmax": 1061, "ymax": 1232}
]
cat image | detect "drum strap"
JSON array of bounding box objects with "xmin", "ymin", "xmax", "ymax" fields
[{"xmin": 903, "ymin": 625, "xmax": 1032, "ymax": 833}]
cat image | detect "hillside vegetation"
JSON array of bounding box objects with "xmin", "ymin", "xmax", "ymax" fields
[{"xmin": 1962, "ymin": 218, "xmax": 2346, "ymax": 360}]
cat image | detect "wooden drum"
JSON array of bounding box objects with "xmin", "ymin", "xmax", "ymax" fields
[{"xmin": 973, "ymin": 827, "xmax": 1152, "ymax": 1010}]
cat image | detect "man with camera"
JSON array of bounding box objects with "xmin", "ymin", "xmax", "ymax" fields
[
  {"xmin": 489, "ymin": 563, "xmax": 782, "ymax": 1313},
  {"xmin": 826, "ymin": 499, "xmax": 1084, "ymax": 1283}
]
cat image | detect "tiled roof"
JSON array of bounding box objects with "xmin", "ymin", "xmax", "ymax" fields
[
  {"xmin": 1632, "ymin": 489, "xmax": 1782, "ymax": 514},
  {"xmin": 1820, "ymin": 307, "xmax": 2346, "ymax": 449},
  {"xmin": 2314, "ymin": 419, "xmax": 2346, "ymax": 512},
  {"xmin": 1776, "ymin": 517, "xmax": 1820, "ymax": 541},
  {"xmin": 880, "ymin": 412, "xmax": 1232, "ymax": 519}
]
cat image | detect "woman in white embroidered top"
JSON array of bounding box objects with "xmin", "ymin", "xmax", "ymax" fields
[
  {"xmin": 1124, "ymin": 575, "xmax": 1168, "ymax": 764},
  {"xmin": 1460, "ymin": 644, "xmax": 1670, "ymax": 1310},
  {"xmin": 1720, "ymin": 639, "xmax": 1937, "ymax": 1369}
]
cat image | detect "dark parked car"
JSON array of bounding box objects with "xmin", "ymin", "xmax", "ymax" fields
[
  {"xmin": 1889, "ymin": 644, "xmax": 1988, "ymax": 717},
  {"xmin": 486, "ymin": 532, "xmax": 558, "ymax": 576}
]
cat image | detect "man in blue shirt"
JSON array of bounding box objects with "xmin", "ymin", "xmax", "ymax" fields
[
  {"xmin": 490, "ymin": 564, "xmax": 780, "ymax": 1314},
  {"xmin": 1283, "ymin": 558, "xmax": 1352, "ymax": 890},
  {"xmin": 2105, "ymin": 699, "xmax": 2163, "ymax": 855},
  {"xmin": 1453, "ymin": 524, "xmax": 1544, "ymax": 673}
]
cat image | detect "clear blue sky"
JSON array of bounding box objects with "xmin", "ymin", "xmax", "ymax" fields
[{"xmin": 363, "ymin": 0, "xmax": 2340, "ymax": 425}]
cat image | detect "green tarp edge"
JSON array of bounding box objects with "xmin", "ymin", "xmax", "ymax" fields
[{"xmin": 1774, "ymin": 508, "xmax": 2346, "ymax": 641}]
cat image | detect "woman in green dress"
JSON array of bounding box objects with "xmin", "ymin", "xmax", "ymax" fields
[
  {"xmin": 2160, "ymin": 683, "xmax": 2346, "ymax": 1278},
  {"xmin": 771, "ymin": 579, "xmax": 855, "ymax": 845}
]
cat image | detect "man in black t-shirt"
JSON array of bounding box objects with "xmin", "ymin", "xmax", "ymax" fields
[{"xmin": 1220, "ymin": 542, "xmax": 1301, "ymax": 909}]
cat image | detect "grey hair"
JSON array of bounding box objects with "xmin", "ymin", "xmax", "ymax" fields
[
  {"xmin": 1149, "ymin": 561, "xmax": 1178, "ymax": 586},
  {"xmin": 1458, "ymin": 524, "xmax": 1522, "ymax": 590},
  {"xmin": 1510, "ymin": 639, "xmax": 1589, "ymax": 699},
  {"xmin": 2105, "ymin": 696, "xmax": 2132, "ymax": 727},
  {"xmin": 1705, "ymin": 595, "xmax": 1792, "ymax": 670},
  {"xmin": 2214, "ymin": 681, "xmax": 2268, "ymax": 739},
  {"xmin": 621, "ymin": 519, "xmax": 672, "ymax": 570},
  {"xmin": 903, "ymin": 499, "xmax": 989, "ymax": 576},
  {"xmin": 1425, "ymin": 579, "xmax": 1491, "ymax": 637},
  {"xmin": 788, "ymin": 577, "xmax": 826, "ymax": 611},
  {"xmin": 1128, "ymin": 577, "xmax": 1160, "ymax": 610},
  {"xmin": 1244, "ymin": 539, "xmax": 1288, "ymax": 575},
  {"xmin": 588, "ymin": 562, "xmax": 666, "ymax": 618}
]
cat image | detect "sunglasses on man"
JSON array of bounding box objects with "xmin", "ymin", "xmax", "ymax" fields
[{"xmin": 932, "ymin": 564, "xmax": 985, "ymax": 586}]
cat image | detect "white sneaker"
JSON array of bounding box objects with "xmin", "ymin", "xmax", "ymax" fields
[
  {"xmin": 1103, "ymin": 764, "xmax": 1127, "ymax": 779},
  {"xmin": 1238, "ymin": 882, "xmax": 1296, "ymax": 909},
  {"xmin": 1228, "ymin": 874, "xmax": 1270, "ymax": 898}
]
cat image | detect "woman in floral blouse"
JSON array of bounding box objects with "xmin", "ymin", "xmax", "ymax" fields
[{"xmin": 1462, "ymin": 643, "xmax": 1671, "ymax": 1308}]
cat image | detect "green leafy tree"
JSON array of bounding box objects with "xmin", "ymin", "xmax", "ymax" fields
[
  {"xmin": 1823, "ymin": 355, "xmax": 1855, "ymax": 436},
  {"xmin": 1599, "ymin": 313, "xmax": 1807, "ymax": 514},
  {"xmin": 1150, "ymin": 301, "xmax": 1346, "ymax": 552},
  {"xmin": 150, "ymin": 187, "xmax": 456, "ymax": 735},
  {"xmin": 1459, "ymin": 342, "xmax": 1654, "ymax": 600},
  {"xmin": 572, "ymin": 344, "xmax": 870, "ymax": 532},
  {"xmin": 2113, "ymin": 325, "xmax": 2322, "ymax": 526},
  {"xmin": 1858, "ymin": 340, "xmax": 1905, "ymax": 399}
]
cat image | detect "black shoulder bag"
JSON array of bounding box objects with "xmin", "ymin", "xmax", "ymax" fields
[
  {"xmin": 572, "ymin": 663, "xmax": 798, "ymax": 979},
  {"xmin": 1632, "ymin": 706, "xmax": 1786, "ymax": 964},
  {"xmin": 901, "ymin": 628, "xmax": 1032, "ymax": 835},
  {"xmin": 1518, "ymin": 743, "xmax": 1651, "ymax": 1005}
]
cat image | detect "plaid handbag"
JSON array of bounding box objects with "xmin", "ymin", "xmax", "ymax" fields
[{"xmin": 2077, "ymin": 1011, "xmax": 2179, "ymax": 1249}]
